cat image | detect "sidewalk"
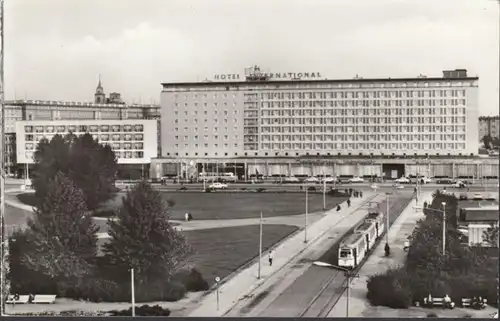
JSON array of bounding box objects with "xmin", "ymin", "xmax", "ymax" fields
[
  {"xmin": 188, "ymin": 193, "xmax": 377, "ymax": 317},
  {"xmin": 327, "ymin": 191, "xmax": 434, "ymax": 318}
]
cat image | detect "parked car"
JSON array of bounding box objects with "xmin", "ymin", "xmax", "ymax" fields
[
  {"xmin": 348, "ymin": 176, "xmax": 364, "ymax": 183},
  {"xmin": 395, "ymin": 177, "xmax": 411, "ymax": 184},
  {"xmin": 307, "ymin": 186, "xmax": 317, "ymax": 191},
  {"xmin": 322, "ymin": 177, "xmax": 341, "ymax": 184},
  {"xmin": 419, "ymin": 177, "xmax": 432, "ymax": 184},
  {"xmin": 304, "ymin": 177, "xmax": 320, "ymax": 183},
  {"xmin": 208, "ymin": 182, "xmax": 228, "ymax": 190},
  {"xmin": 459, "ymin": 193, "xmax": 468, "ymax": 200},
  {"xmin": 436, "ymin": 179, "xmax": 454, "ymax": 184},
  {"xmin": 283, "ymin": 176, "xmax": 300, "ymax": 183},
  {"xmin": 472, "ymin": 192, "xmax": 483, "ymax": 200},
  {"xmin": 484, "ymin": 193, "xmax": 497, "ymax": 200},
  {"xmin": 453, "ymin": 180, "xmax": 467, "ymax": 188}
]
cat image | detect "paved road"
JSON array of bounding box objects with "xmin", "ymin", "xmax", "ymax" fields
[{"xmin": 254, "ymin": 192, "xmax": 415, "ymax": 317}]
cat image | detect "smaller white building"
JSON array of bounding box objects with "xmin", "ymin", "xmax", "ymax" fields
[
  {"xmin": 462, "ymin": 206, "xmax": 499, "ymax": 247},
  {"xmin": 15, "ymin": 119, "xmax": 158, "ymax": 165}
]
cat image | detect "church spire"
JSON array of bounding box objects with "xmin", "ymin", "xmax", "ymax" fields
[{"xmin": 97, "ymin": 74, "xmax": 103, "ymax": 90}]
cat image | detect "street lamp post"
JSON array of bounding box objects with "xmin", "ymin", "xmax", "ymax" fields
[
  {"xmin": 385, "ymin": 192, "xmax": 392, "ymax": 245},
  {"xmin": 258, "ymin": 211, "xmax": 263, "ymax": 279},
  {"xmin": 413, "ymin": 205, "xmax": 447, "ymax": 256},
  {"xmin": 215, "ymin": 276, "xmax": 221, "ymax": 311},
  {"xmin": 441, "ymin": 202, "xmax": 446, "ymax": 256},
  {"xmin": 130, "ymin": 268, "xmax": 135, "ymax": 317},
  {"xmin": 304, "ymin": 185, "xmax": 308, "ymax": 243}
]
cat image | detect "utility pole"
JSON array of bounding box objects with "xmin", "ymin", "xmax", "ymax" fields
[
  {"xmin": 442, "ymin": 202, "xmax": 446, "ymax": 256},
  {"xmin": 385, "ymin": 192, "xmax": 391, "ymax": 245},
  {"xmin": 130, "ymin": 268, "xmax": 135, "ymax": 317}
]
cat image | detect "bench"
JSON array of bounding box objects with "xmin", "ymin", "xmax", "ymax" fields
[
  {"xmin": 32, "ymin": 295, "xmax": 56, "ymax": 304},
  {"xmin": 5, "ymin": 294, "xmax": 30, "ymax": 304},
  {"xmin": 432, "ymin": 298, "xmax": 445, "ymax": 307},
  {"xmin": 462, "ymin": 298, "xmax": 472, "ymax": 308}
]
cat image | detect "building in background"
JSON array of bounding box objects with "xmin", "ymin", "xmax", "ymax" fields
[
  {"xmin": 479, "ymin": 115, "xmax": 500, "ymax": 140},
  {"xmin": 3, "ymin": 78, "xmax": 160, "ymax": 176},
  {"xmin": 150, "ymin": 67, "xmax": 490, "ymax": 180},
  {"xmin": 160, "ymin": 67, "xmax": 478, "ymax": 159},
  {"xmin": 15, "ymin": 119, "xmax": 158, "ymax": 179}
]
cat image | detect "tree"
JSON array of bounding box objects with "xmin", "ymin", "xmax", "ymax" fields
[
  {"xmin": 483, "ymin": 224, "xmax": 499, "ymax": 247},
  {"xmin": 103, "ymin": 181, "xmax": 192, "ymax": 284},
  {"xmin": 32, "ymin": 132, "xmax": 118, "ymax": 209},
  {"xmin": 481, "ymin": 135, "xmax": 492, "ymax": 150},
  {"xmin": 22, "ymin": 172, "xmax": 99, "ymax": 293}
]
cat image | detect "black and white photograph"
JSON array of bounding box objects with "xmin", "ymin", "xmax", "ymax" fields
[{"xmin": 0, "ymin": 0, "xmax": 499, "ymax": 318}]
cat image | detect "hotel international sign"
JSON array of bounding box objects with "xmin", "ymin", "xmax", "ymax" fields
[{"xmin": 213, "ymin": 71, "xmax": 323, "ymax": 81}]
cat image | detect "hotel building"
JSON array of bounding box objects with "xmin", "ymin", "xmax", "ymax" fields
[{"xmin": 151, "ymin": 67, "xmax": 498, "ymax": 180}]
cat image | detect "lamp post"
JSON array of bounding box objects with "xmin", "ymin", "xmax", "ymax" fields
[
  {"xmin": 130, "ymin": 268, "xmax": 135, "ymax": 317},
  {"xmin": 413, "ymin": 205, "xmax": 447, "ymax": 256},
  {"xmin": 385, "ymin": 192, "xmax": 392, "ymax": 245},
  {"xmin": 304, "ymin": 185, "xmax": 308, "ymax": 243},
  {"xmin": 312, "ymin": 261, "xmax": 359, "ymax": 317},
  {"xmin": 215, "ymin": 276, "xmax": 221, "ymax": 311},
  {"xmin": 441, "ymin": 202, "xmax": 446, "ymax": 256},
  {"xmin": 258, "ymin": 211, "xmax": 263, "ymax": 279}
]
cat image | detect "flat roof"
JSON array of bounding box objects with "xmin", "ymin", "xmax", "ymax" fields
[
  {"xmin": 355, "ymin": 222, "xmax": 373, "ymax": 232},
  {"xmin": 465, "ymin": 210, "xmax": 499, "ymax": 222},
  {"xmin": 161, "ymin": 76, "xmax": 478, "ymax": 88},
  {"xmin": 340, "ymin": 232, "xmax": 364, "ymax": 246}
]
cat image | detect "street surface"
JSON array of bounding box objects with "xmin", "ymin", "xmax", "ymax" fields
[{"xmin": 225, "ymin": 190, "xmax": 415, "ymax": 317}]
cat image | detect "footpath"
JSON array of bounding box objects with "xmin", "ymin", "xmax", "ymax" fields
[
  {"xmin": 188, "ymin": 192, "xmax": 379, "ymax": 317},
  {"xmin": 327, "ymin": 191, "xmax": 498, "ymax": 318}
]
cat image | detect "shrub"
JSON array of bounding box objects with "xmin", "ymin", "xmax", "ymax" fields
[
  {"xmin": 180, "ymin": 268, "xmax": 209, "ymax": 292},
  {"xmin": 109, "ymin": 304, "xmax": 171, "ymax": 316},
  {"xmin": 16, "ymin": 193, "xmax": 38, "ymax": 207},
  {"xmin": 256, "ymin": 188, "xmax": 266, "ymax": 193},
  {"xmin": 366, "ymin": 268, "xmax": 412, "ymax": 309}
]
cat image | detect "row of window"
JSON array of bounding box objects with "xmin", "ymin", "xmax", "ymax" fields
[
  {"xmin": 174, "ymin": 126, "xmax": 239, "ymax": 132},
  {"xmin": 261, "ymin": 99, "xmax": 467, "ymax": 108},
  {"xmin": 174, "ymin": 118, "xmax": 239, "ymax": 124},
  {"xmin": 259, "ymin": 117, "xmax": 467, "ymax": 126},
  {"xmin": 24, "ymin": 124, "xmax": 145, "ymax": 133},
  {"xmin": 174, "ymin": 110, "xmax": 239, "ymax": 116},
  {"xmin": 25, "ymin": 133, "xmax": 144, "ymax": 142},
  {"xmin": 259, "ymin": 134, "xmax": 466, "ymax": 142},
  {"xmin": 175, "ymin": 135, "xmax": 239, "ymax": 141},
  {"xmin": 25, "ymin": 151, "xmax": 144, "ymax": 159},
  {"xmin": 173, "ymin": 143, "xmax": 239, "ymax": 148},
  {"xmin": 258, "ymin": 125, "xmax": 467, "ymax": 134},
  {"xmin": 259, "ymin": 107, "xmax": 467, "ymax": 117},
  {"xmin": 261, "ymin": 90, "xmax": 467, "ymax": 100},
  {"xmin": 25, "ymin": 142, "xmax": 144, "ymax": 151},
  {"xmin": 257, "ymin": 143, "xmax": 466, "ymax": 150}
]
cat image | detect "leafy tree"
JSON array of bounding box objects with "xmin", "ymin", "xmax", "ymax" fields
[
  {"xmin": 482, "ymin": 224, "xmax": 499, "ymax": 247},
  {"xmin": 32, "ymin": 132, "xmax": 117, "ymax": 210},
  {"xmin": 492, "ymin": 136, "xmax": 500, "ymax": 148},
  {"xmin": 22, "ymin": 172, "xmax": 99, "ymax": 293},
  {"xmin": 481, "ymin": 135, "xmax": 492, "ymax": 150},
  {"xmin": 104, "ymin": 181, "xmax": 192, "ymax": 284}
]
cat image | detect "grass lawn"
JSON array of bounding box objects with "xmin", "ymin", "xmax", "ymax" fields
[
  {"xmin": 318, "ymin": 194, "xmax": 414, "ymax": 265},
  {"xmin": 100, "ymin": 192, "xmax": 347, "ymax": 220},
  {"xmin": 97, "ymin": 224, "xmax": 298, "ymax": 286}
]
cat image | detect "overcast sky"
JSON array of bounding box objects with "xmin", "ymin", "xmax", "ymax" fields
[{"xmin": 5, "ymin": 0, "xmax": 499, "ymax": 115}]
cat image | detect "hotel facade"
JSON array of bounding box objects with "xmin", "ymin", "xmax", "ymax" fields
[{"xmin": 151, "ymin": 67, "xmax": 498, "ymax": 180}]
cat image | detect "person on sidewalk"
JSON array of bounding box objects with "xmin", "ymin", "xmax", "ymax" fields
[
  {"xmin": 336, "ymin": 204, "xmax": 341, "ymax": 211},
  {"xmin": 404, "ymin": 240, "xmax": 410, "ymax": 252},
  {"xmin": 360, "ymin": 191, "xmax": 363, "ymax": 198},
  {"xmin": 268, "ymin": 249, "xmax": 274, "ymax": 266},
  {"xmin": 347, "ymin": 199, "xmax": 351, "ymax": 207}
]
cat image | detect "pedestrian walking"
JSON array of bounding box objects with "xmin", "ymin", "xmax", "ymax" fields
[
  {"xmin": 268, "ymin": 249, "xmax": 274, "ymax": 266},
  {"xmin": 347, "ymin": 199, "xmax": 351, "ymax": 207},
  {"xmin": 360, "ymin": 191, "xmax": 363, "ymax": 198}
]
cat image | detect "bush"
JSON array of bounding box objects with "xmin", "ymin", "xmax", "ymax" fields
[
  {"xmin": 256, "ymin": 188, "xmax": 266, "ymax": 193},
  {"xmin": 367, "ymin": 268, "xmax": 412, "ymax": 309},
  {"xmin": 93, "ymin": 209, "xmax": 116, "ymax": 218},
  {"xmin": 180, "ymin": 268, "xmax": 209, "ymax": 292},
  {"xmin": 16, "ymin": 193, "xmax": 38, "ymax": 207},
  {"xmin": 109, "ymin": 304, "xmax": 171, "ymax": 316}
]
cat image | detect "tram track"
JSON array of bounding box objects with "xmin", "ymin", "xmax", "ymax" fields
[{"xmin": 297, "ymin": 195, "xmax": 414, "ymax": 318}]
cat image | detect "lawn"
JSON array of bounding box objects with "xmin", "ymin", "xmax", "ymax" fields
[
  {"xmin": 318, "ymin": 194, "xmax": 414, "ymax": 265},
  {"xmin": 97, "ymin": 224, "xmax": 299, "ymax": 286},
  {"xmin": 100, "ymin": 192, "xmax": 348, "ymax": 220}
]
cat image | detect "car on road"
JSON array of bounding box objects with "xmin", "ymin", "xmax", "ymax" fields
[
  {"xmin": 453, "ymin": 180, "xmax": 467, "ymax": 188},
  {"xmin": 307, "ymin": 186, "xmax": 317, "ymax": 191},
  {"xmin": 208, "ymin": 182, "xmax": 228, "ymax": 190},
  {"xmin": 283, "ymin": 176, "xmax": 300, "ymax": 183},
  {"xmin": 459, "ymin": 192, "xmax": 468, "ymax": 200},
  {"xmin": 304, "ymin": 177, "xmax": 320, "ymax": 183},
  {"xmin": 395, "ymin": 177, "xmax": 411, "ymax": 184},
  {"xmin": 472, "ymin": 192, "xmax": 484, "ymax": 200},
  {"xmin": 348, "ymin": 176, "xmax": 364, "ymax": 183},
  {"xmin": 322, "ymin": 177, "xmax": 341, "ymax": 184},
  {"xmin": 418, "ymin": 177, "xmax": 433, "ymax": 184},
  {"xmin": 436, "ymin": 179, "xmax": 454, "ymax": 185}
]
